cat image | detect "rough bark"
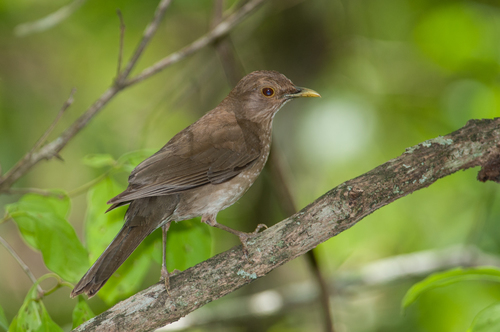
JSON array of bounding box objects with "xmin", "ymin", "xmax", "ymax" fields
[{"xmin": 72, "ymin": 118, "xmax": 500, "ymax": 332}]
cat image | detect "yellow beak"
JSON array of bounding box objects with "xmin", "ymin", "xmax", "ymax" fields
[{"xmin": 287, "ymin": 87, "xmax": 321, "ymax": 98}]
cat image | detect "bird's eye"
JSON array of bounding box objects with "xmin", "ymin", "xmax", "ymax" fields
[{"xmin": 261, "ymin": 87, "xmax": 275, "ymax": 97}]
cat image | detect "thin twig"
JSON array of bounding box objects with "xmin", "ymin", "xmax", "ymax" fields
[
  {"xmin": 71, "ymin": 118, "xmax": 500, "ymax": 332},
  {"xmin": 124, "ymin": 0, "xmax": 266, "ymax": 86},
  {"xmin": 0, "ymin": 235, "xmax": 43, "ymax": 294},
  {"xmin": 31, "ymin": 88, "xmax": 76, "ymax": 154},
  {"xmin": 14, "ymin": 0, "xmax": 87, "ymax": 37},
  {"xmin": 0, "ymin": 0, "xmax": 266, "ymax": 194},
  {"xmin": 116, "ymin": 0, "xmax": 173, "ymax": 85},
  {"xmin": 116, "ymin": 9, "xmax": 126, "ymax": 77},
  {"xmin": 0, "ymin": 89, "xmax": 76, "ymax": 191}
]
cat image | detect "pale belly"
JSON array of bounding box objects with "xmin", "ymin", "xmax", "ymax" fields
[{"xmin": 170, "ymin": 153, "xmax": 269, "ymax": 222}]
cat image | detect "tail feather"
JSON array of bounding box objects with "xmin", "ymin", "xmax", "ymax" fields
[
  {"xmin": 70, "ymin": 223, "xmax": 154, "ymax": 298},
  {"xmin": 71, "ymin": 195, "xmax": 178, "ymax": 298}
]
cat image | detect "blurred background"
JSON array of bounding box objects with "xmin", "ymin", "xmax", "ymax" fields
[{"xmin": 1, "ymin": 0, "xmax": 500, "ymax": 331}]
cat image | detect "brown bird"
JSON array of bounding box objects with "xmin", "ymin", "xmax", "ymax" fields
[{"xmin": 71, "ymin": 70, "xmax": 320, "ymax": 298}]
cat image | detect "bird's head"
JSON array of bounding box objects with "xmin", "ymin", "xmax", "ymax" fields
[{"xmin": 228, "ymin": 70, "xmax": 320, "ymax": 123}]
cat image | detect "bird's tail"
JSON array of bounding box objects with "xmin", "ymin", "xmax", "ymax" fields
[{"xmin": 70, "ymin": 196, "xmax": 177, "ymax": 298}]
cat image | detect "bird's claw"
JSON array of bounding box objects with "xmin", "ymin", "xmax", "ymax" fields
[
  {"xmin": 252, "ymin": 223, "xmax": 268, "ymax": 234},
  {"xmin": 239, "ymin": 223, "xmax": 268, "ymax": 259},
  {"xmin": 160, "ymin": 266, "xmax": 171, "ymax": 296}
]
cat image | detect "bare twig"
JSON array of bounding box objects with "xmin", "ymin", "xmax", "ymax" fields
[
  {"xmin": 116, "ymin": 9, "xmax": 126, "ymax": 77},
  {"xmin": 124, "ymin": 0, "xmax": 266, "ymax": 87},
  {"xmin": 0, "ymin": 235, "xmax": 43, "ymax": 294},
  {"xmin": 31, "ymin": 88, "xmax": 76, "ymax": 153},
  {"xmin": 0, "ymin": 89, "xmax": 76, "ymax": 191},
  {"xmin": 0, "ymin": 0, "xmax": 267, "ymax": 194},
  {"xmin": 116, "ymin": 0, "xmax": 173, "ymax": 85},
  {"xmin": 72, "ymin": 119, "xmax": 500, "ymax": 332},
  {"xmin": 14, "ymin": 0, "xmax": 87, "ymax": 37},
  {"xmin": 0, "ymin": 85, "xmax": 118, "ymax": 192}
]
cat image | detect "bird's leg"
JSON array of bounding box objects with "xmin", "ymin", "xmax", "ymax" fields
[
  {"xmin": 202, "ymin": 214, "xmax": 267, "ymax": 256},
  {"xmin": 160, "ymin": 222, "xmax": 171, "ymax": 295}
]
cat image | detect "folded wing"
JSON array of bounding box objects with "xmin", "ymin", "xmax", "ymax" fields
[{"xmin": 107, "ymin": 112, "xmax": 261, "ymax": 210}]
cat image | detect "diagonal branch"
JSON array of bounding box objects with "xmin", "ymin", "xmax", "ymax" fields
[
  {"xmin": 115, "ymin": 9, "xmax": 126, "ymax": 77},
  {"xmin": 0, "ymin": 88, "xmax": 75, "ymax": 186},
  {"xmin": 72, "ymin": 118, "xmax": 500, "ymax": 332},
  {"xmin": 30, "ymin": 88, "xmax": 76, "ymax": 154},
  {"xmin": 0, "ymin": 235, "xmax": 43, "ymax": 294},
  {"xmin": 123, "ymin": 0, "xmax": 267, "ymax": 87},
  {"xmin": 115, "ymin": 0, "xmax": 173, "ymax": 84},
  {"xmin": 0, "ymin": 0, "xmax": 267, "ymax": 193}
]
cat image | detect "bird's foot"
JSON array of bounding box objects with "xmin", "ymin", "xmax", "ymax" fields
[
  {"xmin": 236, "ymin": 224, "xmax": 268, "ymax": 258},
  {"xmin": 160, "ymin": 266, "xmax": 171, "ymax": 296},
  {"xmin": 202, "ymin": 215, "xmax": 267, "ymax": 258},
  {"xmin": 252, "ymin": 223, "xmax": 268, "ymax": 234}
]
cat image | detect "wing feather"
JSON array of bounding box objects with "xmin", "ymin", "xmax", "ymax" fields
[{"xmin": 107, "ymin": 111, "xmax": 261, "ymax": 208}]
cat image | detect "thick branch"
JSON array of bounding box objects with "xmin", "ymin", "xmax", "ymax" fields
[
  {"xmin": 157, "ymin": 245, "xmax": 500, "ymax": 329},
  {"xmin": 72, "ymin": 118, "xmax": 500, "ymax": 332}
]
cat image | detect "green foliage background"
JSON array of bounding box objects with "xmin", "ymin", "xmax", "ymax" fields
[{"xmin": 0, "ymin": 0, "xmax": 500, "ymax": 331}]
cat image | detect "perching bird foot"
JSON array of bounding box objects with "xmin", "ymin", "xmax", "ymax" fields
[
  {"xmin": 237, "ymin": 224, "xmax": 268, "ymax": 258},
  {"xmin": 160, "ymin": 265, "xmax": 171, "ymax": 296}
]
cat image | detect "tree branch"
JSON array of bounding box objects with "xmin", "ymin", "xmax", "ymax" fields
[
  {"xmin": 115, "ymin": 9, "xmax": 126, "ymax": 78},
  {"xmin": 115, "ymin": 0, "xmax": 173, "ymax": 85},
  {"xmin": 72, "ymin": 118, "xmax": 500, "ymax": 332},
  {"xmin": 160, "ymin": 245, "xmax": 500, "ymax": 330},
  {"xmin": 0, "ymin": 0, "xmax": 267, "ymax": 193},
  {"xmin": 0, "ymin": 235, "xmax": 43, "ymax": 294},
  {"xmin": 123, "ymin": 0, "xmax": 266, "ymax": 87}
]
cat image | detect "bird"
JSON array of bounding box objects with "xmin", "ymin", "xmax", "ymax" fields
[{"xmin": 70, "ymin": 70, "xmax": 320, "ymax": 298}]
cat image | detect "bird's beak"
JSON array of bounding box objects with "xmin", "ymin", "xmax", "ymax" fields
[{"xmin": 286, "ymin": 87, "xmax": 321, "ymax": 99}]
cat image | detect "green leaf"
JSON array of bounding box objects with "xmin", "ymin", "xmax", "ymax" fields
[
  {"xmin": 82, "ymin": 154, "xmax": 116, "ymax": 168},
  {"xmin": 0, "ymin": 304, "xmax": 8, "ymax": 331},
  {"xmin": 468, "ymin": 301, "xmax": 500, "ymax": 332},
  {"xmin": 402, "ymin": 267, "xmax": 500, "ymax": 309},
  {"xmin": 166, "ymin": 219, "xmax": 212, "ymax": 272},
  {"xmin": 5, "ymin": 194, "xmax": 89, "ymax": 283},
  {"xmin": 5, "ymin": 191, "xmax": 70, "ymax": 219},
  {"xmin": 72, "ymin": 297, "xmax": 95, "ymax": 329},
  {"xmin": 8, "ymin": 281, "xmax": 63, "ymax": 332}
]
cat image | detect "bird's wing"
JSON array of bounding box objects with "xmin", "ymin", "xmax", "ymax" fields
[{"xmin": 107, "ymin": 112, "xmax": 261, "ymax": 207}]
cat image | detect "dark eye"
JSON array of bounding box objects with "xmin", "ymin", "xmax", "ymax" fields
[{"xmin": 261, "ymin": 87, "xmax": 275, "ymax": 97}]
